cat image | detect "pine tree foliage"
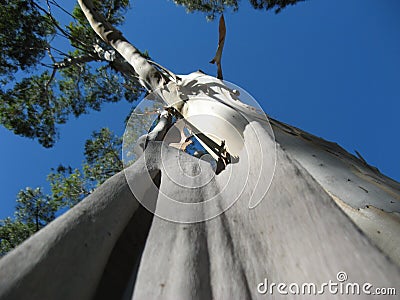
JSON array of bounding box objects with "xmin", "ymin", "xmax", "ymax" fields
[
  {"xmin": 15, "ymin": 187, "xmax": 57, "ymax": 231},
  {"xmin": 0, "ymin": 0, "xmax": 54, "ymax": 78},
  {"xmin": 0, "ymin": 0, "xmax": 144, "ymax": 148},
  {"xmin": 249, "ymin": 0, "xmax": 304, "ymax": 13},
  {"xmin": 0, "ymin": 218, "xmax": 34, "ymax": 257},
  {"xmin": 0, "ymin": 187, "xmax": 57, "ymax": 255},
  {"xmin": 83, "ymin": 128, "xmax": 123, "ymax": 185},
  {"xmin": 173, "ymin": 0, "xmax": 304, "ymax": 19},
  {"xmin": 0, "ymin": 128, "xmax": 123, "ymax": 256}
]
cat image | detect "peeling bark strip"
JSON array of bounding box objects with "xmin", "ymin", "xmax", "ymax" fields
[
  {"xmin": 209, "ymin": 14, "xmax": 226, "ymax": 80},
  {"xmin": 77, "ymin": 0, "xmax": 164, "ymax": 91}
]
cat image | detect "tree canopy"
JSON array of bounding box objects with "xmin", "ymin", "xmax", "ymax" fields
[{"xmin": 174, "ymin": 0, "xmax": 304, "ymax": 20}]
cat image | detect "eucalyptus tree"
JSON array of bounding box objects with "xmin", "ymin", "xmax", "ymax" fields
[
  {"xmin": 0, "ymin": 0, "xmax": 307, "ymax": 258},
  {"xmin": 1, "ymin": 1, "xmax": 400, "ymax": 299},
  {"xmin": 77, "ymin": 0, "xmax": 400, "ymax": 268}
]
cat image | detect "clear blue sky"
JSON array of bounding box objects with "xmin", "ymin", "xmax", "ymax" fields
[{"xmin": 1, "ymin": 0, "xmax": 399, "ymax": 219}]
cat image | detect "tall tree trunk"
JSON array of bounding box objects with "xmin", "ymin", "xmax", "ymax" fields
[
  {"xmin": 1, "ymin": 2, "xmax": 398, "ymax": 299},
  {"xmin": 0, "ymin": 120, "xmax": 399, "ymax": 299}
]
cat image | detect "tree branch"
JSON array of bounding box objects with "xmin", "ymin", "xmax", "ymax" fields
[
  {"xmin": 32, "ymin": 1, "xmax": 92, "ymax": 51},
  {"xmin": 77, "ymin": 0, "xmax": 166, "ymax": 91},
  {"xmin": 48, "ymin": 0, "xmax": 76, "ymax": 19},
  {"xmin": 54, "ymin": 54, "xmax": 97, "ymax": 69},
  {"xmin": 45, "ymin": 48, "xmax": 57, "ymax": 93}
]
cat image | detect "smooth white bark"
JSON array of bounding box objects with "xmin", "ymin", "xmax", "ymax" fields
[
  {"xmin": 77, "ymin": 0, "xmax": 164, "ymax": 91},
  {"xmin": 0, "ymin": 122, "xmax": 399, "ymax": 300}
]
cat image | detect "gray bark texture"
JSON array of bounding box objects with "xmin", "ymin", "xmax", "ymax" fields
[{"xmin": 0, "ymin": 119, "xmax": 399, "ymax": 300}]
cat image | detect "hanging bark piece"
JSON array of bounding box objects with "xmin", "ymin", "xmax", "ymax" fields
[{"xmin": 209, "ymin": 14, "xmax": 226, "ymax": 80}]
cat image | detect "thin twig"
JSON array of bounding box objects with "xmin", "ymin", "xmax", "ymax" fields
[
  {"xmin": 32, "ymin": 1, "xmax": 92, "ymax": 51},
  {"xmin": 49, "ymin": 0, "xmax": 76, "ymax": 19},
  {"xmin": 44, "ymin": 48, "xmax": 57, "ymax": 93}
]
